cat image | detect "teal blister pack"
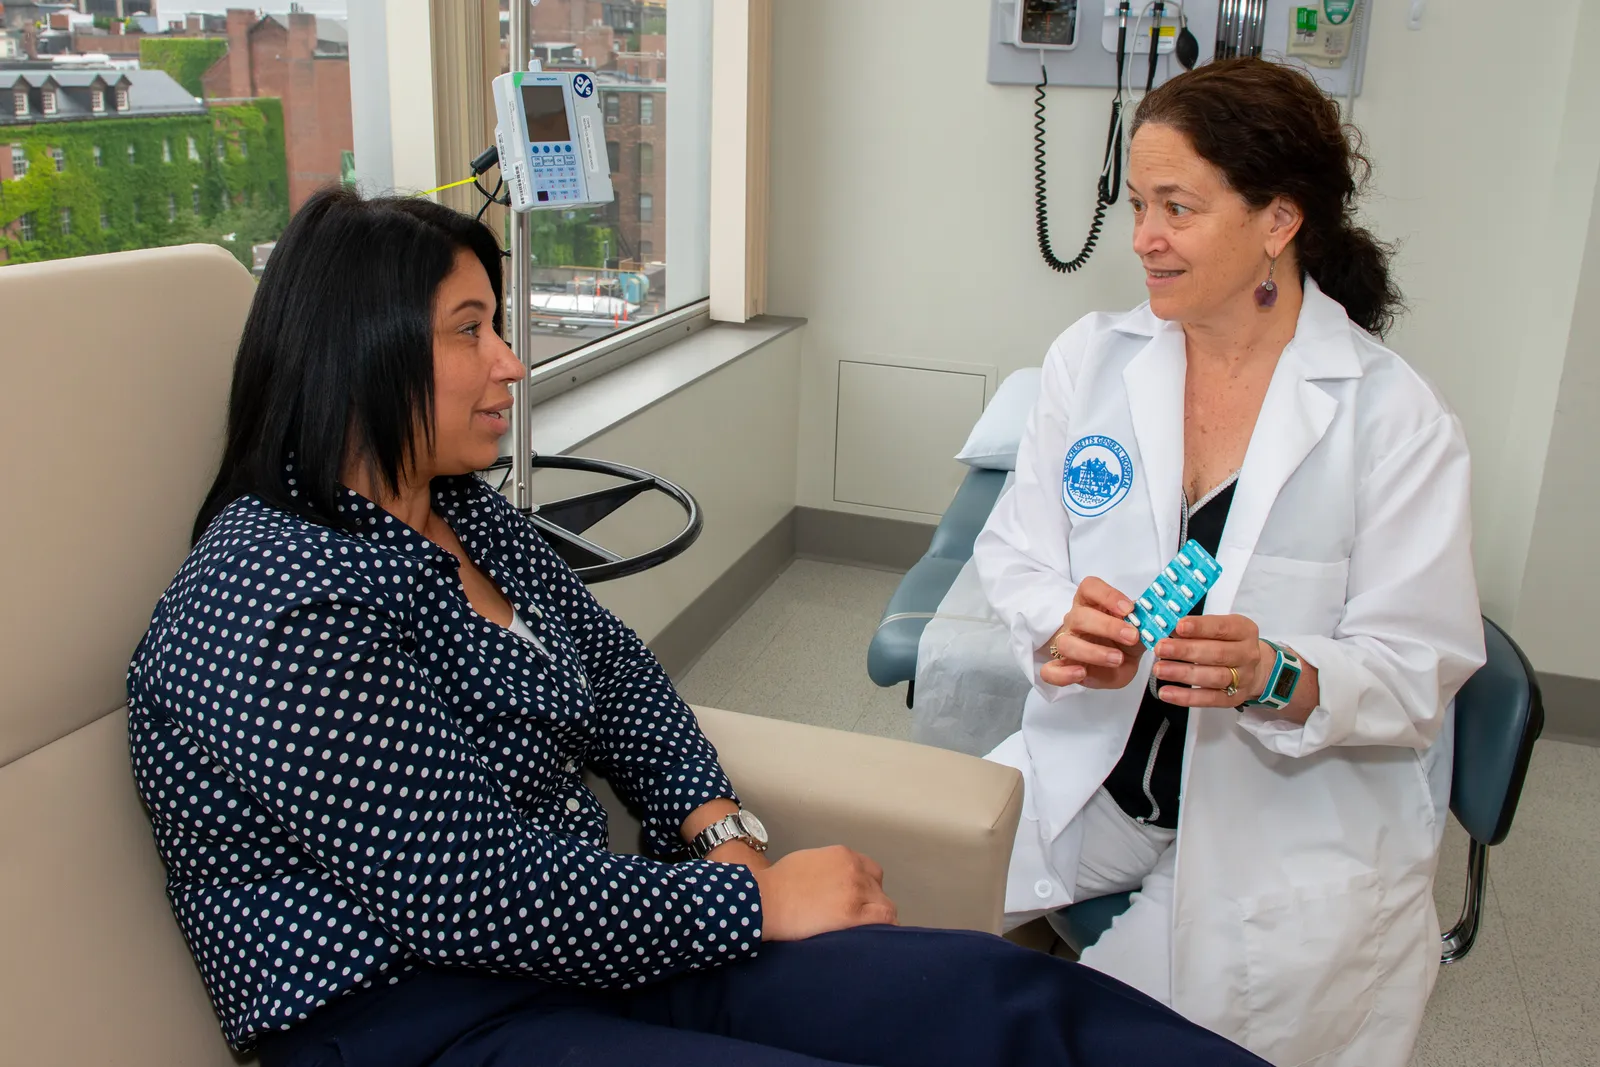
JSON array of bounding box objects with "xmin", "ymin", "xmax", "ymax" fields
[{"xmin": 1124, "ymin": 540, "xmax": 1224, "ymax": 650}]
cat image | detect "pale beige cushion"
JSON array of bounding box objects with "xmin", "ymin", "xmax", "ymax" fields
[{"xmin": 0, "ymin": 245, "xmax": 252, "ymax": 767}]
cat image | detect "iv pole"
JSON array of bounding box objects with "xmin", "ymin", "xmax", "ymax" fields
[{"xmin": 505, "ymin": 0, "xmax": 534, "ymax": 512}]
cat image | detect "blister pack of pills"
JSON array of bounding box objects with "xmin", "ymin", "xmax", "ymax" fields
[{"xmin": 1124, "ymin": 540, "xmax": 1224, "ymax": 649}]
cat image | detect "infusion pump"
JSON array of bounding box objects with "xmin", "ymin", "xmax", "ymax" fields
[{"xmin": 491, "ymin": 69, "xmax": 615, "ymax": 212}]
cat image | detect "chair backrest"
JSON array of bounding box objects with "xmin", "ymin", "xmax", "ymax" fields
[
  {"xmin": 1450, "ymin": 617, "xmax": 1545, "ymax": 847},
  {"xmin": 0, "ymin": 245, "xmax": 256, "ymax": 1067}
]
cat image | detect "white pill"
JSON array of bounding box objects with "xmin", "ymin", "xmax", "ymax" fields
[
  {"xmin": 1165, "ymin": 566, "xmax": 1179, "ymax": 581},
  {"xmin": 1180, "ymin": 584, "xmax": 1195, "ymax": 598},
  {"xmin": 1139, "ymin": 597, "xmax": 1155, "ymax": 611},
  {"xmin": 1141, "ymin": 629, "xmax": 1155, "ymax": 644},
  {"xmin": 1166, "ymin": 600, "xmax": 1182, "ymax": 613},
  {"xmin": 1178, "ymin": 552, "xmax": 1193, "ymax": 567},
  {"xmin": 1194, "ymin": 569, "xmax": 1209, "ymax": 583}
]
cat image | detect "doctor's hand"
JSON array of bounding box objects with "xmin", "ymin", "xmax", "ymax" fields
[
  {"xmin": 1041, "ymin": 578, "xmax": 1146, "ymax": 690},
  {"xmin": 1150, "ymin": 614, "xmax": 1267, "ymax": 707}
]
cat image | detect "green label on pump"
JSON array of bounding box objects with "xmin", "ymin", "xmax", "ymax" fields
[
  {"xmin": 1324, "ymin": 0, "xmax": 1353, "ymax": 24},
  {"xmin": 1296, "ymin": 7, "xmax": 1318, "ymax": 33}
]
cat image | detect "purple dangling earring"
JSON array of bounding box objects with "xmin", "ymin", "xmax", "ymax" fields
[{"xmin": 1254, "ymin": 256, "xmax": 1279, "ymax": 309}]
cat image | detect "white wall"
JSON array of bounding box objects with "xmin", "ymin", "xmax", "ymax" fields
[
  {"xmin": 539, "ymin": 332, "xmax": 801, "ymax": 646},
  {"xmin": 766, "ymin": 0, "xmax": 1600, "ymax": 652}
]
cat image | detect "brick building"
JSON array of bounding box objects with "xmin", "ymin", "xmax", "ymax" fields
[
  {"xmin": 598, "ymin": 78, "xmax": 663, "ymax": 265},
  {"xmin": 200, "ymin": 10, "xmax": 350, "ymax": 212}
]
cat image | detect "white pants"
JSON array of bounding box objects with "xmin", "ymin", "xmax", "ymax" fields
[{"xmin": 1011, "ymin": 788, "xmax": 1178, "ymax": 1006}]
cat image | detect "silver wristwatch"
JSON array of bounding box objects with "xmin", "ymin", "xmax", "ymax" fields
[{"xmin": 688, "ymin": 809, "xmax": 769, "ymax": 859}]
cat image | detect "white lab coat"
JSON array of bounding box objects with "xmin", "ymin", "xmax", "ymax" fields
[{"xmin": 975, "ymin": 280, "xmax": 1486, "ymax": 1067}]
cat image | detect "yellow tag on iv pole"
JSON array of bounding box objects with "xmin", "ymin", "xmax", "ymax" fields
[{"xmin": 416, "ymin": 176, "xmax": 479, "ymax": 197}]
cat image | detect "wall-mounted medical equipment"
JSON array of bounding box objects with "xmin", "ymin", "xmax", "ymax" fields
[
  {"xmin": 989, "ymin": 1, "xmax": 1369, "ymax": 95},
  {"xmin": 990, "ymin": 0, "xmax": 1372, "ymax": 273},
  {"xmin": 491, "ymin": 69, "xmax": 615, "ymax": 212}
]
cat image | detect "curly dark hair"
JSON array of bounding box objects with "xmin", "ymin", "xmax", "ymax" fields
[{"xmin": 1132, "ymin": 58, "xmax": 1403, "ymax": 336}]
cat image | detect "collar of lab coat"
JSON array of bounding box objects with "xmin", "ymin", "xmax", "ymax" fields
[{"xmin": 1113, "ymin": 276, "xmax": 1363, "ymax": 614}]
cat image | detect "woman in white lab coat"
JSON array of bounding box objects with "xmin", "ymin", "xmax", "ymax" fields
[{"xmin": 974, "ymin": 59, "xmax": 1485, "ymax": 1067}]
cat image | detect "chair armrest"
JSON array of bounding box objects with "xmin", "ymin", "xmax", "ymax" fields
[{"xmin": 585, "ymin": 706, "xmax": 1023, "ymax": 935}]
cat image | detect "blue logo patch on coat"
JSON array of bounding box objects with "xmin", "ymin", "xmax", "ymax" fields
[{"xmin": 1062, "ymin": 435, "xmax": 1134, "ymax": 517}]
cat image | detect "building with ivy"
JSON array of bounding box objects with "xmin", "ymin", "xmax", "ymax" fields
[{"xmin": 0, "ymin": 68, "xmax": 288, "ymax": 267}]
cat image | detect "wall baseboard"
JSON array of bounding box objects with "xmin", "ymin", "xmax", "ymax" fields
[
  {"xmin": 650, "ymin": 511, "xmax": 796, "ymax": 680},
  {"xmin": 793, "ymin": 506, "xmax": 931, "ymax": 571},
  {"xmin": 1537, "ymin": 672, "xmax": 1600, "ymax": 747}
]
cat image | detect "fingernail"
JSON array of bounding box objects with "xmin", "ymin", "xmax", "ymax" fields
[
  {"xmin": 1118, "ymin": 600, "xmax": 1133, "ymax": 615},
  {"xmin": 1122, "ymin": 626, "xmax": 1138, "ymax": 643},
  {"xmin": 1105, "ymin": 650, "xmax": 1122, "ymax": 666}
]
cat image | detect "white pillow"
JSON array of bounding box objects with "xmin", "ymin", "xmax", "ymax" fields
[{"xmin": 954, "ymin": 367, "xmax": 1042, "ymax": 471}]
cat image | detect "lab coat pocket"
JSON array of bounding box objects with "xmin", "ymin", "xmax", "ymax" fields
[
  {"xmin": 1239, "ymin": 870, "xmax": 1381, "ymax": 1066},
  {"xmin": 1236, "ymin": 555, "xmax": 1350, "ymax": 639}
]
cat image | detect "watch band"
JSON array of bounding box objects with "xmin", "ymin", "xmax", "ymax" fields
[
  {"xmin": 1245, "ymin": 640, "xmax": 1302, "ymax": 711},
  {"xmin": 688, "ymin": 811, "xmax": 768, "ymax": 859}
]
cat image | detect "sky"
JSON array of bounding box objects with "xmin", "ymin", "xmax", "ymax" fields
[{"xmin": 154, "ymin": 1, "xmax": 350, "ymax": 18}]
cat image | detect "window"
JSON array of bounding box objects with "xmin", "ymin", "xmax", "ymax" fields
[
  {"xmin": 115, "ymin": 86, "xmax": 129, "ymax": 111},
  {"xmin": 187, "ymin": 136, "xmax": 200, "ymax": 163},
  {"xmin": 93, "ymin": 144, "xmax": 103, "ymax": 167},
  {"xmin": 216, "ymin": 140, "xmax": 227, "ymax": 162},
  {"xmin": 42, "ymin": 89, "xmax": 57, "ymax": 116},
  {"xmin": 220, "ymin": 187, "xmax": 230, "ymax": 212},
  {"xmin": 126, "ymin": 142, "xmax": 136, "ymax": 164},
  {"xmin": 9, "ymin": 144, "xmax": 26, "ymax": 180},
  {"xmin": 18, "ymin": 211, "xmax": 35, "ymax": 241},
  {"xmin": 59, "ymin": 208, "xmax": 71, "ymax": 237},
  {"xmin": 239, "ymin": 139, "xmax": 248, "ymax": 160},
  {"xmin": 49, "ymin": 147, "xmax": 65, "ymax": 173},
  {"xmin": 192, "ymin": 184, "xmax": 201, "ymax": 214},
  {"xmin": 162, "ymin": 138, "xmax": 172, "ymax": 164},
  {"xmin": 13, "ymin": 89, "xmax": 27, "ymax": 117},
  {"xmin": 131, "ymin": 200, "xmax": 140, "ymax": 224},
  {"xmin": 496, "ymin": 1, "xmax": 713, "ymax": 372},
  {"xmin": 92, "ymin": 89, "xmax": 106, "ymax": 113},
  {"xmin": 167, "ymin": 193, "xmax": 177, "ymax": 222},
  {"xmin": 100, "ymin": 208, "xmax": 110, "ymax": 230}
]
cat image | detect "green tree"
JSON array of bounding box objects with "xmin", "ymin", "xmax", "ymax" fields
[
  {"xmin": 0, "ymin": 100, "xmax": 288, "ymax": 269},
  {"xmin": 139, "ymin": 38, "xmax": 230, "ymax": 99}
]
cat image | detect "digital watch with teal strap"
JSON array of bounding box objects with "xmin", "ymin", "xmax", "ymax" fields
[{"xmin": 1244, "ymin": 640, "xmax": 1302, "ymax": 711}]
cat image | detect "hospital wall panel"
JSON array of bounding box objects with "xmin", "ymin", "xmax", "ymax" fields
[{"xmin": 543, "ymin": 328, "xmax": 802, "ymax": 649}]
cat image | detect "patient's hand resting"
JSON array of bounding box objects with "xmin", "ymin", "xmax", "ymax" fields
[
  {"xmin": 1041, "ymin": 577, "xmax": 1146, "ymax": 690},
  {"xmin": 753, "ymin": 846, "xmax": 898, "ymax": 941}
]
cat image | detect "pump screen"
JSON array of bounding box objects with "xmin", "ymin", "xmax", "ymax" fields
[{"xmin": 521, "ymin": 85, "xmax": 569, "ymax": 142}]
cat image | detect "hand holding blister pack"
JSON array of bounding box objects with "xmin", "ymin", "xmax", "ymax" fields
[{"xmin": 1125, "ymin": 540, "xmax": 1223, "ymax": 649}]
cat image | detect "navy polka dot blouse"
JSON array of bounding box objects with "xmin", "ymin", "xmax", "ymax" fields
[{"xmin": 127, "ymin": 474, "xmax": 763, "ymax": 1051}]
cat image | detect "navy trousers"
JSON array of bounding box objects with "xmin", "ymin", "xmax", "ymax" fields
[{"xmin": 258, "ymin": 926, "xmax": 1268, "ymax": 1067}]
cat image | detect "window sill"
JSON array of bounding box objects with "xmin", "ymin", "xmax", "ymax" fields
[{"xmin": 527, "ymin": 314, "xmax": 805, "ymax": 456}]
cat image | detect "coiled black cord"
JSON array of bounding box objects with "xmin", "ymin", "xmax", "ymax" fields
[
  {"xmin": 1033, "ymin": 4, "xmax": 1130, "ymax": 274},
  {"xmin": 1033, "ymin": 82, "xmax": 1121, "ymax": 274}
]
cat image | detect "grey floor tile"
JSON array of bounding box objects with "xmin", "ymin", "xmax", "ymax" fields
[
  {"xmin": 1411, "ymin": 881, "xmax": 1541, "ymax": 1067},
  {"xmin": 853, "ymin": 696, "xmax": 915, "ymax": 742},
  {"xmin": 717, "ymin": 601, "xmax": 889, "ymax": 733},
  {"xmin": 672, "ymin": 577, "xmax": 797, "ymax": 707}
]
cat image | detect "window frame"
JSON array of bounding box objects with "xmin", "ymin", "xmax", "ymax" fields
[
  {"xmin": 9, "ymin": 143, "xmax": 26, "ymax": 179},
  {"xmin": 418, "ymin": 0, "xmax": 768, "ymax": 405},
  {"xmin": 58, "ymin": 206, "xmax": 71, "ymax": 237},
  {"xmin": 92, "ymin": 88, "xmax": 105, "ymax": 113}
]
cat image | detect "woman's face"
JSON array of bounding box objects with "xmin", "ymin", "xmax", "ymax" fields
[
  {"xmin": 428, "ymin": 249, "xmax": 524, "ymax": 477},
  {"xmin": 1126, "ymin": 123, "xmax": 1298, "ymax": 324}
]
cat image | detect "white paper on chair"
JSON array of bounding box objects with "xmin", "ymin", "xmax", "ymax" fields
[{"xmin": 911, "ymin": 513, "xmax": 1033, "ymax": 755}]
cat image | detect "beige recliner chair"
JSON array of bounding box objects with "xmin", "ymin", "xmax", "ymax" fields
[{"xmin": 0, "ymin": 245, "xmax": 1023, "ymax": 1066}]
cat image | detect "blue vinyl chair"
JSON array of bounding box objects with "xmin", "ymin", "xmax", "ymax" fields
[{"xmin": 1051, "ymin": 617, "xmax": 1545, "ymax": 964}]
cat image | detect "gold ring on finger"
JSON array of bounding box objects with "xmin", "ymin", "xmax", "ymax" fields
[{"xmin": 1225, "ymin": 665, "xmax": 1241, "ymax": 697}]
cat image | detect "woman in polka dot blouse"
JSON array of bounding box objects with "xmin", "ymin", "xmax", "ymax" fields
[{"xmin": 127, "ymin": 188, "xmax": 1271, "ymax": 1067}]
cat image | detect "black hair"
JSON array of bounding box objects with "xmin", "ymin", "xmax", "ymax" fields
[
  {"xmin": 192, "ymin": 186, "xmax": 505, "ymax": 544},
  {"xmin": 1132, "ymin": 58, "xmax": 1404, "ymax": 336}
]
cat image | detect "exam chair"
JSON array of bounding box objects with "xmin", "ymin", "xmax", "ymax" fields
[
  {"xmin": 1051, "ymin": 616, "xmax": 1546, "ymax": 963},
  {"xmin": 0, "ymin": 246, "xmax": 1023, "ymax": 1066}
]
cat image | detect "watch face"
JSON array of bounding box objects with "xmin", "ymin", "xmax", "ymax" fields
[
  {"xmin": 1273, "ymin": 666, "xmax": 1298, "ymax": 701},
  {"xmin": 738, "ymin": 810, "xmax": 768, "ymax": 844}
]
